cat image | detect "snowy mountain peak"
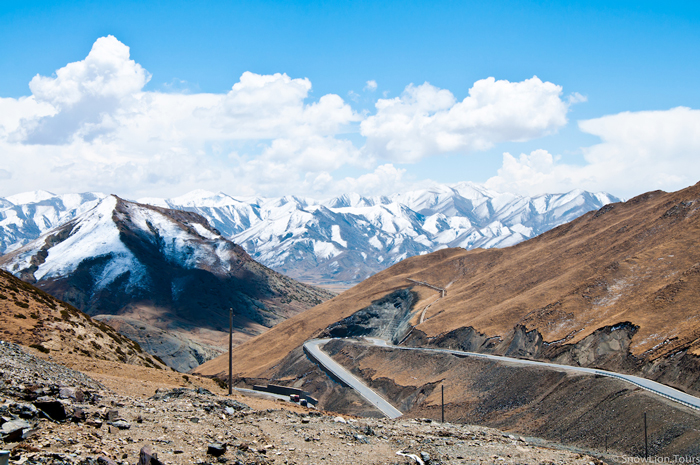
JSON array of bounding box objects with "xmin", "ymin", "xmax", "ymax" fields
[
  {"xmin": 1, "ymin": 183, "xmax": 621, "ymax": 286},
  {"xmin": 0, "ymin": 195, "xmax": 333, "ymax": 371},
  {"xmin": 0, "ymin": 191, "xmax": 108, "ymax": 254},
  {"xmin": 324, "ymin": 193, "xmax": 379, "ymax": 209},
  {"xmin": 169, "ymin": 189, "xmax": 235, "ymax": 207},
  {"xmin": 450, "ymin": 181, "xmax": 500, "ymax": 200},
  {"xmin": 1, "ymin": 195, "xmax": 250, "ymax": 291},
  {"xmin": 5, "ymin": 190, "xmax": 58, "ymax": 205}
]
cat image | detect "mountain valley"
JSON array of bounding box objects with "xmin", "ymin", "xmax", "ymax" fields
[{"xmin": 1, "ymin": 182, "xmax": 699, "ymax": 461}]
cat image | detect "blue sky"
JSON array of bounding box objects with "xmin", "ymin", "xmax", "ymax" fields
[{"xmin": 1, "ymin": 0, "xmax": 699, "ymax": 199}]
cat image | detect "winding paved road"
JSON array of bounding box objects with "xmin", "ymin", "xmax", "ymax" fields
[
  {"xmin": 364, "ymin": 338, "xmax": 700, "ymax": 411},
  {"xmin": 304, "ymin": 337, "xmax": 700, "ymax": 418}
]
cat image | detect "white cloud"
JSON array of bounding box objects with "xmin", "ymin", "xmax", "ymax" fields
[
  {"xmin": 0, "ymin": 96, "xmax": 55, "ymax": 138},
  {"xmin": 568, "ymin": 92, "xmax": 587, "ymax": 105},
  {"xmin": 29, "ymin": 36, "xmax": 149, "ymax": 108},
  {"xmin": 360, "ymin": 76, "xmax": 571, "ymax": 163},
  {"xmin": 485, "ymin": 107, "xmax": 700, "ymax": 197},
  {"xmin": 6, "ymin": 35, "xmax": 638, "ymax": 201},
  {"xmin": 0, "ymin": 36, "xmax": 366, "ymax": 199},
  {"xmin": 307, "ymin": 164, "xmax": 408, "ymax": 197},
  {"xmin": 20, "ymin": 36, "xmax": 150, "ymax": 145}
]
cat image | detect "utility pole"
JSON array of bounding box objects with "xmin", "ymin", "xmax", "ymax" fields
[
  {"xmin": 229, "ymin": 307, "xmax": 233, "ymax": 396},
  {"xmin": 605, "ymin": 433, "xmax": 608, "ymax": 454},
  {"xmin": 644, "ymin": 412, "xmax": 648, "ymax": 460},
  {"xmin": 441, "ymin": 385, "xmax": 444, "ymax": 423}
]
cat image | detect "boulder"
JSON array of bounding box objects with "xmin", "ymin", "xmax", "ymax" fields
[
  {"xmin": 71, "ymin": 407, "xmax": 86, "ymax": 423},
  {"xmin": 105, "ymin": 409, "xmax": 119, "ymax": 422},
  {"xmin": 97, "ymin": 457, "xmax": 118, "ymax": 465},
  {"xmin": 59, "ymin": 387, "xmax": 85, "ymax": 402},
  {"xmin": 86, "ymin": 418, "xmax": 103, "ymax": 428},
  {"xmin": 111, "ymin": 420, "xmax": 131, "ymax": 430},
  {"xmin": 1, "ymin": 419, "xmax": 31, "ymax": 442},
  {"xmin": 9, "ymin": 402, "xmax": 38, "ymax": 419},
  {"xmin": 33, "ymin": 398, "xmax": 66, "ymax": 421}
]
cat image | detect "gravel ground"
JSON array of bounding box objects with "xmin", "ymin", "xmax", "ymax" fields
[
  {"xmin": 0, "ymin": 341, "xmax": 105, "ymax": 392},
  {"xmin": 1, "ymin": 342, "xmax": 609, "ymax": 465}
]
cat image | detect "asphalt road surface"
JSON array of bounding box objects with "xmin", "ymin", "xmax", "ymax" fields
[{"xmin": 303, "ymin": 339, "xmax": 403, "ymax": 418}]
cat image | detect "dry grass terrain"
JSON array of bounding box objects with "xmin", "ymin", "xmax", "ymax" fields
[
  {"xmin": 196, "ymin": 182, "xmax": 700, "ymax": 381},
  {"xmin": 0, "ymin": 269, "xmax": 167, "ymax": 370}
]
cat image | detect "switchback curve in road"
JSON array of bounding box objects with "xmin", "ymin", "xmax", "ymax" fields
[
  {"xmin": 303, "ymin": 339, "xmax": 403, "ymax": 419},
  {"xmin": 362, "ymin": 337, "xmax": 700, "ymax": 411},
  {"xmin": 304, "ymin": 337, "xmax": 700, "ymax": 419}
]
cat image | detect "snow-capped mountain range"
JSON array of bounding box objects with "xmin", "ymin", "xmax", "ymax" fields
[
  {"xmin": 0, "ymin": 195, "xmax": 332, "ymax": 371},
  {"xmin": 0, "ymin": 190, "xmax": 107, "ymax": 254},
  {"xmin": 0, "ymin": 184, "xmax": 620, "ymax": 285}
]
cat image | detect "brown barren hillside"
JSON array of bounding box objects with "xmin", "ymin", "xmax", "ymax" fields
[
  {"xmin": 197, "ymin": 182, "xmax": 700, "ymax": 386},
  {"xmin": 0, "ymin": 268, "xmax": 168, "ymax": 370}
]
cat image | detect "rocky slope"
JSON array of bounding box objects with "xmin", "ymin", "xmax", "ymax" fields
[
  {"xmin": 1, "ymin": 185, "xmax": 618, "ymax": 288},
  {"xmin": 196, "ymin": 181, "xmax": 700, "ymax": 396},
  {"xmin": 0, "ymin": 269, "xmax": 167, "ymax": 370},
  {"xmin": 0, "ymin": 196, "xmax": 333, "ymax": 371}
]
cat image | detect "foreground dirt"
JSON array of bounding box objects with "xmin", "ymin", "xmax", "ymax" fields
[{"xmin": 2, "ymin": 342, "xmax": 609, "ymax": 465}]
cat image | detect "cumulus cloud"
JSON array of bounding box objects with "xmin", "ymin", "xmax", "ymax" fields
[
  {"xmin": 485, "ymin": 107, "xmax": 700, "ymax": 197},
  {"xmin": 20, "ymin": 36, "xmax": 150, "ymax": 144},
  {"xmin": 361, "ymin": 76, "xmax": 571, "ymax": 163},
  {"xmin": 0, "ymin": 96, "xmax": 55, "ymax": 139},
  {"xmin": 30, "ymin": 36, "xmax": 149, "ymax": 108},
  {"xmin": 0, "ymin": 36, "xmax": 368, "ymax": 198},
  {"xmin": 4, "ymin": 35, "xmax": 624, "ymax": 200}
]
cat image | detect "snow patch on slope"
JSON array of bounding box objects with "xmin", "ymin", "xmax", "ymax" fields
[
  {"xmin": 8, "ymin": 196, "xmax": 148, "ymax": 292},
  {"xmin": 331, "ymin": 225, "xmax": 347, "ymax": 247}
]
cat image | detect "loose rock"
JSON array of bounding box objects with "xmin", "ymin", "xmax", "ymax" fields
[{"xmin": 207, "ymin": 442, "xmax": 227, "ymax": 457}]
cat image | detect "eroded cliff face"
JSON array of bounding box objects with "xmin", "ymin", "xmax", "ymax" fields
[
  {"xmin": 226, "ymin": 288, "xmax": 700, "ymax": 458},
  {"xmin": 239, "ymin": 327, "xmax": 700, "ymax": 458},
  {"xmin": 319, "ymin": 339, "xmax": 700, "ymax": 459},
  {"xmin": 257, "ymin": 282, "xmax": 700, "ymax": 399},
  {"xmin": 320, "ymin": 288, "xmax": 417, "ymax": 344}
]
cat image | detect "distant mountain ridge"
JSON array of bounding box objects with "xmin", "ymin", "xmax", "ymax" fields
[
  {"xmin": 140, "ymin": 183, "xmax": 619, "ymax": 285},
  {"xmin": 0, "ymin": 184, "xmax": 619, "ymax": 285},
  {"xmin": 0, "ymin": 191, "xmax": 107, "ymax": 254}
]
